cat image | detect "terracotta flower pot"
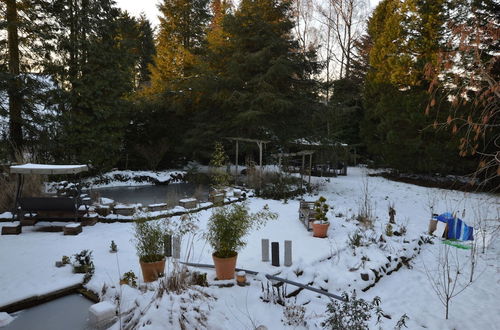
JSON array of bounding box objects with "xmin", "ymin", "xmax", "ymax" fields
[
  {"xmin": 140, "ymin": 259, "xmax": 166, "ymax": 282},
  {"xmin": 312, "ymin": 222, "xmax": 330, "ymax": 238},
  {"xmin": 212, "ymin": 252, "xmax": 237, "ymax": 280}
]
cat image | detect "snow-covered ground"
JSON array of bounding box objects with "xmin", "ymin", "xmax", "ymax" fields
[{"xmin": 0, "ymin": 167, "xmax": 498, "ymax": 329}]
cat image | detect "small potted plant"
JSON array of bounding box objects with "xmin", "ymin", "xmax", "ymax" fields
[
  {"xmin": 205, "ymin": 203, "xmax": 277, "ymax": 280},
  {"xmin": 120, "ymin": 270, "xmax": 138, "ymax": 287},
  {"xmin": 133, "ymin": 220, "xmax": 166, "ymax": 282},
  {"xmin": 312, "ymin": 196, "xmax": 330, "ymax": 238}
]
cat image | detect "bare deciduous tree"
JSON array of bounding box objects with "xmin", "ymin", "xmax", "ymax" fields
[
  {"xmin": 426, "ymin": 2, "xmax": 499, "ymax": 185},
  {"xmin": 317, "ymin": 0, "xmax": 368, "ymax": 81},
  {"xmin": 424, "ymin": 244, "xmax": 474, "ymax": 320}
]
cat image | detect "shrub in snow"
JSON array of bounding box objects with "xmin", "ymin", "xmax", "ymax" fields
[
  {"xmin": 322, "ymin": 291, "xmax": 383, "ymax": 330},
  {"xmin": 62, "ymin": 255, "xmax": 71, "ymax": 265},
  {"xmin": 347, "ymin": 229, "xmax": 374, "ymax": 249},
  {"xmin": 73, "ymin": 250, "xmax": 94, "ymax": 273},
  {"xmin": 385, "ymin": 223, "xmax": 394, "ymax": 237},
  {"xmin": 109, "ymin": 240, "xmax": 118, "ymax": 253},
  {"xmin": 257, "ymin": 172, "xmax": 305, "ymax": 200},
  {"xmin": 73, "ymin": 250, "xmax": 95, "ymax": 283},
  {"xmin": 121, "ymin": 271, "xmax": 138, "ymax": 288},
  {"xmin": 282, "ymin": 301, "xmax": 306, "ymax": 327},
  {"xmin": 395, "ymin": 313, "xmax": 409, "ymax": 329},
  {"xmin": 260, "ymin": 281, "xmax": 287, "ymax": 306},
  {"xmin": 209, "ymin": 141, "xmax": 231, "ymax": 190}
]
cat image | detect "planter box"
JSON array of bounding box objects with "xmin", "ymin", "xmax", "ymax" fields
[
  {"xmin": 179, "ymin": 198, "xmax": 197, "ymax": 209},
  {"xmin": 64, "ymin": 223, "xmax": 82, "ymax": 235},
  {"xmin": 147, "ymin": 203, "xmax": 168, "ymax": 212},
  {"xmin": 20, "ymin": 219, "xmax": 38, "ymax": 226},
  {"xmin": 209, "ymin": 193, "xmax": 225, "ymax": 204},
  {"xmin": 96, "ymin": 205, "xmax": 111, "ymax": 217},
  {"xmin": 2, "ymin": 222, "xmax": 22, "ymax": 235},
  {"xmin": 114, "ymin": 205, "xmax": 136, "ymax": 216}
]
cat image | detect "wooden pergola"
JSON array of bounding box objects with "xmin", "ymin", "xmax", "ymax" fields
[
  {"xmin": 225, "ymin": 137, "xmax": 270, "ymax": 176},
  {"xmin": 272, "ymin": 150, "xmax": 315, "ymax": 185}
]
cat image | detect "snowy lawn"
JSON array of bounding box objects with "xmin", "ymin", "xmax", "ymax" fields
[{"xmin": 0, "ymin": 167, "xmax": 498, "ymax": 329}]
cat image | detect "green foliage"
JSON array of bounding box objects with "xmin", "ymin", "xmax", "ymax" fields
[
  {"xmin": 385, "ymin": 223, "xmax": 394, "ymax": 237},
  {"xmin": 72, "ymin": 250, "xmax": 95, "ymax": 280},
  {"xmin": 136, "ymin": 14, "xmax": 156, "ymax": 87},
  {"xmin": 322, "ymin": 292, "xmax": 382, "ymax": 330},
  {"xmin": 121, "ymin": 270, "xmax": 138, "ymax": 288},
  {"xmin": 133, "ymin": 220, "xmax": 166, "ymax": 263},
  {"xmin": 42, "ymin": 0, "xmax": 138, "ymax": 170},
  {"xmin": 314, "ymin": 196, "xmax": 329, "ymax": 223},
  {"xmin": 362, "ymin": 0, "xmax": 478, "ymax": 175},
  {"xmin": 209, "ymin": 142, "xmax": 231, "ymax": 189},
  {"xmin": 149, "ymin": 0, "xmax": 210, "ymax": 93},
  {"xmin": 205, "ymin": 203, "xmax": 277, "ymax": 258},
  {"xmin": 257, "ymin": 173, "xmax": 305, "ymax": 200},
  {"xmin": 61, "ymin": 255, "xmax": 71, "ymax": 265}
]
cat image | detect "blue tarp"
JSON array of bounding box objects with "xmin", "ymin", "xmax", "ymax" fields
[{"xmin": 434, "ymin": 212, "xmax": 474, "ymax": 241}]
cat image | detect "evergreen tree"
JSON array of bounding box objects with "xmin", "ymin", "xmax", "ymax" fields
[
  {"xmin": 45, "ymin": 0, "xmax": 137, "ymax": 170},
  {"xmin": 1, "ymin": 0, "xmax": 59, "ymax": 159},
  {"xmin": 197, "ymin": 0, "xmax": 321, "ymax": 145},
  {"xmin": 136, "ymin": 14, "xmax": 156, "ymax": 88},
  {"xmin": 149, "ymin": 0, "xmax": 210, "ymax": 93},
  {"xmin": 361, "ymin": 0, "xmax": 473, "ymax": 174}
]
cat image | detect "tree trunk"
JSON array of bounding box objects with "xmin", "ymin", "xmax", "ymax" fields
[{"xmin": 6, "ymin": 0, "xmax": 23, "ymax": 154}]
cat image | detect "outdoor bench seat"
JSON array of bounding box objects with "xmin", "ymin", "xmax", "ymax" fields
[
  {"xmin": 299, "ymin": 200, "xmax": 316, "ymax": 231},
  {"xmin": 18, "ymin": 197, "xmax": 82, "ymax": 221}
]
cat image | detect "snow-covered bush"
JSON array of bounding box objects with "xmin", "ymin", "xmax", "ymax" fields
[
  {"xmin": 322, "ymin": 292, "xmax": 382, "ymax": 330},
  {"xmin": 109, "ymin": 240, "xmax": 118, "ymax": 253},
  {"xmin": 282, "ymin": 301, "xmax": 306, "ymax": 327},
  {"xmin": 121, "ymin": 271, "xmax": 137, "ymax": 288},
  {"xmin": 72, "ymin": 250, "xmax": 95, "ymax": 282}
]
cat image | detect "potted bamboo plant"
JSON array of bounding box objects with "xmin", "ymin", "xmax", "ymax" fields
[
  {"xmin": 205, "ymin": 203, "xmax": 277, "ymax": 280},
  {"xmin": 311, "ymin": 196, "xmax": 330, "ymax": 238},
  {"xmin": 133, "ymin": 220, "xmax": 166, "ymax": 282}
]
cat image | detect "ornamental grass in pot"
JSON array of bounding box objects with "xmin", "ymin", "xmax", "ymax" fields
[
  {"xmin": 312, "ymin": 196, "xmax": 330, "ymax": 238},
  {"xmin": 134, "ymin": 220, "xmax": 166, "ymax": 282},
  {"xmin": 205, "ymin": 203, "xmax": 277, "ymax": 280}
]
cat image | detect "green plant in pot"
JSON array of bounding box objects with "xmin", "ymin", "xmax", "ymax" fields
[
  {"xmin": 312, "ymin": 196, "xmax": 330, "ymax": 238},
  {"xmin": 205, "ymin": 203, "xmax": 277, "ymax": 280},
  {"xmin": 133, "ymin": 219, "xmax": 166, "ymax": 282}
]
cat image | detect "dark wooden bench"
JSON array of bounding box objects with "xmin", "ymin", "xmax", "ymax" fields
[{"xmin": 18, "ymin": 197, "xmax": 80, "ymax": 222}]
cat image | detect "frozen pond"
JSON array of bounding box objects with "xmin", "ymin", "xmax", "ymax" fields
[
  {"xmin": 4, "ymin": 294, "xmax": 95, "ymax": 330},
  {"xmin": 91, "ymin": 183, "xmax": 209, "ymax": 205}
]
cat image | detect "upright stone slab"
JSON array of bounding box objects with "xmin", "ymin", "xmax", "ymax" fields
[
  {"xmin": 172, "ymin": 236, "xmax": 181, "ymax": 259},
  {"xmin": 271, "ymin": 242, "xmax": 280, "ymax": 267},
  {"xmin": 261, "ymin": 239, "xmax": 269, "ymax": 262},
  {"xmin": 164, "ymin": 234, "xmax": 172, "ymax": 257},
  {"xmin": 284, "ymin": 240, "xmax": 292, "ymax": 267}
]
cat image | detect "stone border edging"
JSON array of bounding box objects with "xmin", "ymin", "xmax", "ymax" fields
[{"xmin": 0, "ymin": 283, "xmax": 84, "ymax": 314}]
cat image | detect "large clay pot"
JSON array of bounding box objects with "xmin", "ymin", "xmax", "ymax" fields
[
  {"xmin": 212, "ymin": 252, "xmax": 237, "ymax": 280},
  {"xmin": 140, "ymin": 259, "xmax": 166, "ymax": 282},
  {"xmin": 312, "ymin": 222, "xmax": 330, "ymax": 238}
]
